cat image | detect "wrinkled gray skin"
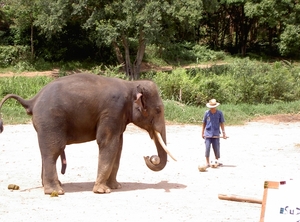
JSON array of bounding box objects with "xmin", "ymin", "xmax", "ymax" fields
[{"xmin": 0, "ymin": 73, "xmax": 168, "ymax": 195}]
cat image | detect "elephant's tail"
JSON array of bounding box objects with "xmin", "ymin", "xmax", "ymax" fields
[
  {"xmin": 0, "ymin": 94, "xmax": 33, "ymax": 133},
  {"xmin": 60, "ymin": 150, "xmax": 67, "ymax": 174}
]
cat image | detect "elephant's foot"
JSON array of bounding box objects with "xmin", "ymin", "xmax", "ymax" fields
[
  {"xmin": 107, "ymin": 179, "xmax": 122, "ymax": 190},
  {"xmin": 93, "ymin": 183, "xmax": 112, "ymax": 194},
  {"xmin": 43, "ymin": 182, "xmax": 65, "ymax": 195}
]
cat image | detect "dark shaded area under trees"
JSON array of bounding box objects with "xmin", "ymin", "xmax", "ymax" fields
[{"xmin": 0, "ymin": 0, "xmax": 300, "ymax": 79}]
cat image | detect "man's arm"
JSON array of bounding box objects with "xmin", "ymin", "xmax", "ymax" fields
[
  {"xmin": 202, "ymin": 122, "xmax": 206, "ymax": 139},
  {"xmin": 220, "ymin": 122, "xmax": 226, "ymax": 138}
]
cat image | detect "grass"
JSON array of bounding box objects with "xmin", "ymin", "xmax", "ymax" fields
[
  {"xmin": 1, "ymin": 61, "xmax": 300, "ymax": 126},
  {"xmin": 1, "ymin": 106, "xmax": 31, "ymax": 125},
  {"xmin": 2, "ymin": 99, "xmax": 300, "ymax": 126},
  {"xmin": 164, "ymin": 100, "xmax": 300, "ymax": 125}
]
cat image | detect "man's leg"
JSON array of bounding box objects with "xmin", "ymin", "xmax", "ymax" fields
[
  {"xmin": 211, "ymin": 138, "xmax": 220, "ymax": 160},
  {"xmin": 205, "ymin": 138, "xmax": 212, "ymax": 166}
]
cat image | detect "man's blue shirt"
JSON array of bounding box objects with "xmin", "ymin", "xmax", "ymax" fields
[{"xmin": 203, "ymin": 110, "xmax": 225, "ymax": 137}]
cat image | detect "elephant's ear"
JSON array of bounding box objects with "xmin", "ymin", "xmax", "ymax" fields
[{"xmin": 134, "ymin": 86, "xmax": 148, "ymax": 117}]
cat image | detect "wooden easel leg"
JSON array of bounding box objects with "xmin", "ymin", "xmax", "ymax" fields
[{"xmin": 260, "ymin": 188, "xmax": 268, "ymax": 222}]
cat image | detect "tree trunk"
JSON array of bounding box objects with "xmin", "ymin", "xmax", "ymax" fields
[
  {"xmin": 30, "ymin": 14, "xmax": 34, "ymax": 61},
  {"xmin": 112, "ymin": 41, "xmax": 124, "ymax": 65},
  {"xmin": 121, "ymin": 35, "xmax": 133, "ymax": 80},
  {"xmin": 112, "ymin": 41, "xmax": 125, "ymax": 73},
  {"xmin": 133, "ymin": 29, "xmax": 146, "ymax": 80}
]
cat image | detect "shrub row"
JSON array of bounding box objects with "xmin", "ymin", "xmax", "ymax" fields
[
  {"xmin": 1, "ymin": 58, "xmax": 299, "ymax": 109},
  {"xmin": 152, "ymin": 58, "xmax": 300, "ymax": 105}
]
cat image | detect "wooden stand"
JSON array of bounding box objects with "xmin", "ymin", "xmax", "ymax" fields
[{"xmin": 260, "ymin": 180, "xmax": 300, "ymax": 222}]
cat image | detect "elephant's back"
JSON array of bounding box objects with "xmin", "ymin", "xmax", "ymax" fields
[
  {"xmin": 39, "ymin": 73, "xmax": 124, "ymax": 95},
  {"xmin": 32, "ymin": 73, "xmax": 129, "ymax": 114}
]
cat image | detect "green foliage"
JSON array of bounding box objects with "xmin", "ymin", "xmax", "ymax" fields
[
  {"xmin": 0, "ymin": 105, "xmax": 32, "ymax": 124},
  {"xmin": 2, "ymin": 0, "xmax": 300, "ymax": 67},
  {"xmin": 151, "ymin": 58, "xmax": 300, "ymax": 106},
  {"xmin": 34, "ymin": 1, "xmax": 70, "ymax": 39},
  {"xmin": 158, "ymin": 42, "xmax": 195, "ymax": 64},
  {"xmin": 229, "ymin": 59, "xmax": 300, "ymax": 104},
  {"xmin": 164, "ymin": 100, "xmax": 205, "ymax": 124},
  {"xmin": 0, "ymin": 45, "xmax": 31, "ymax": 67},
  {"xmin": 143, "ymin": 45, "xmax": 169, "ymax": 66},
  {"xmin": 278, "ymin": 25, "xmax": 300, "ymax": 57},
  {"xmin": 147, "ymin": 43, "xmax": 227, "ymax": 66},
  {"xmin": 0, "ymin": 76, "xmax": 53, "ymax": 123},
  {"xmin": 1, "ymin": 74, "xmax": 300, "ymax": 125},
  {"xmin": 0, "ymin": 76, "xmax": 53, "ymax": 100},
  {"xmin": 164, "ymin": 99, "xmax": 300, "ymax": 125},
  {"xmin": 91, "ymin": 64, "xmax": 128, "ymax": 79},
  {"xmin": 193, "ymin": 45, "xmax": 226, "ymax": 62},
  {"xmin": 153, "ymin": 69, "xmax": 201, "ymax": 104}
]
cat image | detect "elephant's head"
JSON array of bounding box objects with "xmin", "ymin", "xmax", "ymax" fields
[{"xmin": 131, "ymin": 81, "xmax": 176, "ymax": 171}]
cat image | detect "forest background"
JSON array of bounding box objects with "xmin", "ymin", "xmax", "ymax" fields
[{"xmin": 1, "ymin": 0, "xmax": 300, "ymax": 125}]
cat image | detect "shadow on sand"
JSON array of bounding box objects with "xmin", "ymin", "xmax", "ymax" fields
[{"xmin": 62, "ymin": 180, "xmax": 187, "ymax": 193}]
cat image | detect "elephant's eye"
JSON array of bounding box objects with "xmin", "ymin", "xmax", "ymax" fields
[
  {"xmin": 156, "ymin": 106, "xmax": 161, "ymax": 114},
  {"xmin": 150, "ymin": 117, "xmax": 154, "ymax": 124}
]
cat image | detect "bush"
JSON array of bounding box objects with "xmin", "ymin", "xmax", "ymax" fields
[
  {"xmin": 153, "ymin": 69, "xmax": 201, "ymax": 105},
  {"xmin": 151, "ymin": 58, "xmax": 300, "ymax": 106},
  {"xmin": 278, "ymin": 25, "xmax": 300, "ymax": 57},
  {"xmin": 146, "ymin": 43, "xmax": 227, "ymax": 65},
  {"xmin": 192, "ymin": 45, "xmax": 226, "ymax": 62},
  {"xmin": 0, "ymin": 45, "xmax": 31, "ymax": 68},
  {"xmin": 229, "ymin": 59, "xmax": 299, "ymax": 104}
]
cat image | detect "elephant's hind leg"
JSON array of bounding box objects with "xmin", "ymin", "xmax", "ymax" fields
[
  {"xmin": 38, "ymin": 134, "xmax": 65, "ymax": 195},
  {"xmin": 41, "ymin": 158, "xmax": 65, "ymax": 195}
]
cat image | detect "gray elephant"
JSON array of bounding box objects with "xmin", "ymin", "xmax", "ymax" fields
[{"xmin": 0, "ymin": 73, "xmax": 176, "ymax": 195}]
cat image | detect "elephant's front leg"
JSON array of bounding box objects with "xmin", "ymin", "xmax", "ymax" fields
[
  {"xmin": 93, "ymin": 133, "xmax": 123, "ymax": 194},
  {"xmin": 106, "ymin": 134, "xmax": 123, "ymax": 190}
]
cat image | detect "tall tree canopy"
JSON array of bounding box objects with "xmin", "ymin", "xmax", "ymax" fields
[
  {"xmin": 1, "ymin": 0, "xmax": 300, "ymax": 78},
  {"xmin": 73, "ymin": 0, "xmax": 203, "ymax": 79}
]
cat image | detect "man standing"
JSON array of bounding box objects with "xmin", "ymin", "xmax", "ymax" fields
[{"xmin": 202, "ymin": 99, "xmax": 226, "ymax": 167}]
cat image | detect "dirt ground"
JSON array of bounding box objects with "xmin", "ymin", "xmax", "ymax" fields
[
  {"xmin": 0, "ymin": 62, "xmax": 228, "ymax": 78},
  {"xmin": 0, "ymin": 115, "xmax": 300, "ymax": 221}
]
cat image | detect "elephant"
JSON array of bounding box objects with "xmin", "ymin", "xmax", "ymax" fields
[{"xmin": 0, "ymin": 73, "xmax": 176, "ymax": 195}]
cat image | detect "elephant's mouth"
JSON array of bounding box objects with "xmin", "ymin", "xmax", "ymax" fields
[
  {"xmin": 154, "ymin": 130, "xmax": 177, "ymax": 162},
  {"xmin": 143, "ymin": 130, "xmax": 176, "ymax": 171}
]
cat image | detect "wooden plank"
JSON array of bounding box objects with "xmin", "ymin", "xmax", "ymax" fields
[{"xmin": 218, "ymin": 194, "xmax": 262, "ymax": 204}]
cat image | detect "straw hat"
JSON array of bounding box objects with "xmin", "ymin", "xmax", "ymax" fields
[{"xmin": 206, "ymin": 99, "xmax": 220, "ymax": 108}]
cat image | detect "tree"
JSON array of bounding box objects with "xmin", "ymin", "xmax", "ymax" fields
[
  {"xmin": 76, "ymin": 0, "xmax": 203, "ymax": 79},
  {"xmin": 278, "ymin": 24, "xmax": 300, "ymax": 57},
  {"xmin": 244, "ymin": 0, "xmax": 300, "ymax": 56},
  {"xmin": 201, "ymin": 0, "xmax": 257, "ymax": 55},
  {"xmin": 33, "ymin": 0, "xmax": 71, "ymax": 39},
  {"xmin": 77, "ymin": 0, "xmax": 166, "ymax": 79},
  {"xmin": 2, "ymin": 0, "xmax": 37, "ymax": 59},
  {"xmin": 0, "ymin": 4, "xmax": 10, "ymax": 45}
]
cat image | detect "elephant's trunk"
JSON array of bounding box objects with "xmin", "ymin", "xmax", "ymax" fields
[{"xmin": 144, "ymin": 130, "xmax": 176, "ymax": 171}]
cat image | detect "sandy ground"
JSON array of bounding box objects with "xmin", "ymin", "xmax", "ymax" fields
[{"xmin": 1, "ymin": 118, "xmax": 300, "ymax": 222}]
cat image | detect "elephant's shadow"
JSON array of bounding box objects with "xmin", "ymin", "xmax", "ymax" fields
[{"xmin": 62, "ymin": 180, "xmax": 187, "ymax": 193}]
